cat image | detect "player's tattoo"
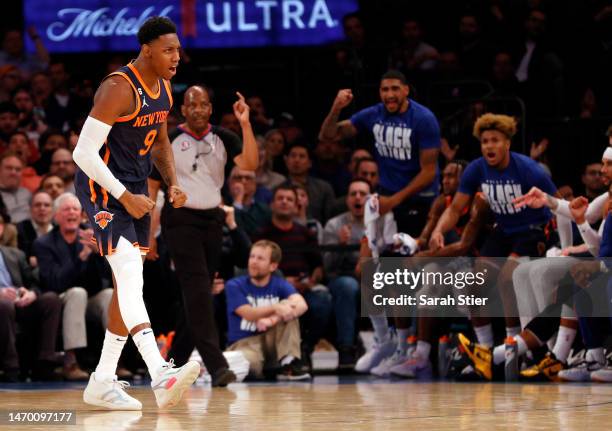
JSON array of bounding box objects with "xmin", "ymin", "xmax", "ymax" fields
[{"xmin": 152, "ymin": 140, "xmax": 178, "ymax": 187}]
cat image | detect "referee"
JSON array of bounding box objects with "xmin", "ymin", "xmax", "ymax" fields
[{"xmin": 149, "ymin": 86, "xmax": 258, "ymax": 386}]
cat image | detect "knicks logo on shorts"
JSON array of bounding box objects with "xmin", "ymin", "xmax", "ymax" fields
[{"xmin": 94, "ymin": 211, "xmax": 114, "ymax": 229}]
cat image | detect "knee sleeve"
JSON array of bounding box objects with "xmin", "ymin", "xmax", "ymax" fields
[{"xmin": 106, "ymin": 237, "xmax": 150, "ymax": 331}]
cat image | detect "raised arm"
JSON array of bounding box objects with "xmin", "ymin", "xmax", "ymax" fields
[
  {"xmin": 318, "ymin": 89, "xmax": 358, "ymax": 141},
  {"xmin": 232, "ymin": 92, "xmax": 259, "ymax": 170}
]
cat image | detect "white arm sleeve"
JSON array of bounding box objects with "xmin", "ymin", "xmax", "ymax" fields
[
  {"xmin": 585, "ymin": 192, "xmax": 608, "ymax": 224},
  {"xmin": 578, "ymin": 221, "xmax": 601, "ymax": 257},
  {"xmin": 73, "ymin": 116, "xmax": 127, "ymax": 199},
  {"xmin": 556, "ymin": 214, "xmax": 573, "ymax": 249},
  {"xmin": 552, "ymin": 192, "xmax": 607, "ymax": 224},
  {"xmin": 551, "ymin": 198, "xmax": 570, "ymax": 218}
]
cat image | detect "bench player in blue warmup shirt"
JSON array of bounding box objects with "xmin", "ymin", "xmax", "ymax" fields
[
  {"xmin": 319, "ymin": 70, "xmax": 440, "ymax": 237},
  {"xmin": 72, "ymin": 17, "xmax": 200, "ymax": 410},
  {"xmin": 429, "ymin": 114, "xmax": 562, "ymax": 376},
  {"xmin": 320, "ymin": 70, "xmax": 440, "ymax": 373}
]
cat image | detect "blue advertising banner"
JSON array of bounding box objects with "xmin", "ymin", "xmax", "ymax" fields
[{"xmin": 23, "ymin": 0, "xmax": 358, "ymax": 53}]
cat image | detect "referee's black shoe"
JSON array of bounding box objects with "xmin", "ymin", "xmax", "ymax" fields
[{"xmin": 211, "ymin": 367, "xmax": 237, "ymax": 387}]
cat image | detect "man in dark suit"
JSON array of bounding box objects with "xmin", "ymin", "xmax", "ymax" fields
[
  {"xmin": 16, "ymin": 190, "xmax": 54, "ymax": 267},
  {"xmin": 0, "ymin": 213, "xmax": 62, "ymax": 382},
  {"xmin": 33, "ymin": 193, "xmax": 113, "ymax": 381}
]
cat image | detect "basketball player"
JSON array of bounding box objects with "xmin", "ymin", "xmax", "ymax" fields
[
  {"xmin": 320, "ymin": 70, "xmax": 440, "ymax": 370},
  {"xmin": 73, "ymin": 17, "xmax": 199, "ymax": 410},
  {"xmin": 429, "ymin": 113, "xmax": 566, "ymax": 380}
]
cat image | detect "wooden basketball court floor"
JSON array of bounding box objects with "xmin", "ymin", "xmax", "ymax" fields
[{"xmin": 1, "ymin": 376, "xmax": 611, "ymax": 430}]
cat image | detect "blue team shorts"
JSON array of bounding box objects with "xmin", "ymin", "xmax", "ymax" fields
[{"xmin": 75, "ymin": 170, "xmax": 150, "ymax": 256}]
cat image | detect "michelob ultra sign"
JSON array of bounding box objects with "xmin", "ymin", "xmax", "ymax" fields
[{"xmin": 24, "ymin": 0, "xmax": 358, "ymax": 52}]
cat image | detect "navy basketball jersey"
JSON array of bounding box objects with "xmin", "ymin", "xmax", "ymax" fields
[{"xmin": 93, "ymin": 63, "xmax": 172, "ymax": 191}]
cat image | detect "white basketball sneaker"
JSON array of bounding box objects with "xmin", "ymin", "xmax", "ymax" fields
[
  {"xmin": 355, "ymin": 335, "xmax": 396, "ymax": 373},
  {"xmin": 371, "ymin": 350, "xmax": 409, "ymax": 377},
  {"xmin": 390, "ymin": 353, "xmax": 433, "ymax": 379},
  {"xmin": 590, "ymin": 351, "xmax": 612, "ymax": 383},
  {"xmin": 151, "ymin": 359, "xmax": 201, "ymax": 408},
  {"xmin": 83, "ymin": 373, "xmax": 142, "ymax": 410}
]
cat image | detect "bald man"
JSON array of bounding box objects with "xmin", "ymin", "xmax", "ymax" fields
[{"xmin": 148, "ymin": 85, "xmax": 258, "ymax": 386}]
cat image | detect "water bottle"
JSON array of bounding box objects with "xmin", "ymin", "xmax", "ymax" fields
[
  {"xmin": 438, "ymin": 335, "xmax": 450, "ymax": 378},
  {"xmin": 504, "ymin": 336, "xmax": 519, "ymax": 381}
]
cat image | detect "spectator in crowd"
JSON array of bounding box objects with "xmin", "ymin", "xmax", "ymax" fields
[
  {"xmin": 210, "ymin": 204, "xmax": 253, "ymax": 350},
  {"xmin": 337, "ymin": 12, "xmax": 387, "ymax": 88},
  {"xmin": 255, "ymin": 135, "xmax": 285, "ymax": 191},
  {"xmin": 293, "ymin": 183, "xmax": 323, "ymax": 244},
  {"xmin": 246, "ymin": 95, "xmax": 274, "ymax": 135},
  {"xmin": 513, "ymin": 9, "xmax": 565, "ymax": 117},
  {"xmin": 218, "ymin": 204, "xmax": 252, "ymax": 281},
  {"xmin": 12, "ymin": 87, "xmax": 46, "ymax": 139},
  {"xmin": 0, "ymin": 102, "xmax": 19, "ymax": 148},
  {"xmin": 355, "ymin": 157, "xmax": 379, "ymax": 190},
  {"xmin": 17, "ymin": 190, "xmax": 53, "ymax": 266},
  {"xmin": 347, "ymin": 148, "xmax": 373, "ymax": 175},
  {"xmin": 389, "ymin": 19, "xmax": 439, "ymax": 72},
  {"xmin": 254, "ymin": 185, "xmax": 332, "ymax": 364},
  {"xmin": 39, "ymin": 174, "xmax": 65, "ymax": 201},
  {"xmin": 284, "ymin": 142, "xmax": 335, "ymax": 223},
  {"xmin": 275, "ymin": 112, "xmax": 303, "ymax": 147},
  {"xmin": 30, "ymin": 72, "xmax": 52, "ymax": 111},
  {"xmin": 33, "ymin": 193, "xmax": 113, "ymax": 381},
  {"xmin": 0, "ymin": 65, "xmax": 22, "ymax": 103},
  {"xmin": 44, "ymin": 62, "xmax": 86, "ymax": 132},
  {"xmin": 0, "ymin": 151, "xmax": 32, "ymax": 223},
  {"xmin": 34, "ymin": 130, "xmax": 68, "ymax": 175},
  {"xmin": 0, "ymin": 212, "xmax": 61, "ymax": 382},
  {"xmin": 456, "ymin": 14, "xmax": 496, "ymax": 79},
  {"xmin": 581, "ymin": 161, "xmax": 606, "ymax": 201},
  {"xmin": 49, "ymin": 148, "xmax": 76, "ymax": 194},
  {"xmin": 8, "ymin": 131, "xmax": 40, "ymax": 192},
  {"xmin": 432, "ymin": 50, "xmax": 464, "ymax": 85},
  {"xmin": 323, "ymin": 178, "xmax": 396, "ymax": 368},
  {"xmin": 0, "ymin": 28, "xmax": 49, "ymax": 78},
  {"xmin": 220, "ymin": 112, "xmax": 242, "ymax": 137},
  {"xmin": 490, "ymin": 51, "xmax": 520, "ymax": 96},
  {"xmin": 311, "ymin": 137, "xmax": 351, "ymax": 196},
  {"xmin": 225, "ymin": 240, "xmax": 310, "ymax": 380},
  {"xmin": 255, "ymin": 145, "xmax": 274, "ymax": 204},
  {"xmin": 263, "ymin": 129, "xmax": 287, "ymax": 176},
  {"xmin": 230, "ymin": 166, "xmax": 272, "ymax": 237},
  {"xmin": 330, "ymin": 156, "xmax": 380, "ymax": 218}
]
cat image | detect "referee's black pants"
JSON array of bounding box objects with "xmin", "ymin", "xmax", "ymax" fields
[{"xmin": 164, "ymin": 206, "xmax": 229, "ymax": 374}]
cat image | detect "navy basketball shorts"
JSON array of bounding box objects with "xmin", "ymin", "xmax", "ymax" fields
[
  {"xmin": 479, "ymin": 224, "xmax": 550, "ymax": 258},
  {"xmin": 75, "ymin": 171, "xmax": 150, "ymax": 256}
]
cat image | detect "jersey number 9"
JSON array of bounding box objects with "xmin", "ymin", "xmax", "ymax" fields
[{"xmin": 139, "ymin": 129, "xmax": 157, "ymax": 156}]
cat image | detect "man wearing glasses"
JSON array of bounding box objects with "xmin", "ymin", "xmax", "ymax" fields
[
  {"xmin": 148, "ymin": 85, "xmax": 258, "ymax": 387},
  {"xmin": 229, "ymin": 167, "xmax": 272, "ymax": 237}
]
